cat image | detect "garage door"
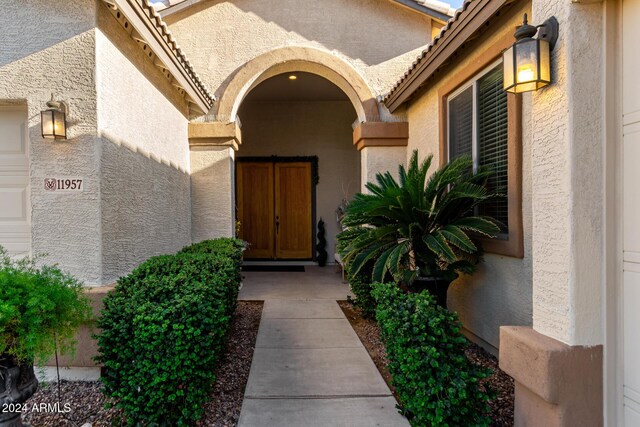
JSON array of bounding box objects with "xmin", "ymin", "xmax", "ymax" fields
[
  {"xmin": 623, "ymin": 1, "xmax": 640, "ymax": 425},
  {"xmin": 0, "ymin": 107, "xmax": 30, "ymax": 256}
]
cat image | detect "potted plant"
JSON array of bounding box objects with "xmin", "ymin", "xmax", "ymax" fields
[
  {"xmin": 338, "ymin": 150, "xmax": 501, "ymax": 308},
  {"xmin": 0, "ymin": 247, "xmax": 92, "ymax": 427}
]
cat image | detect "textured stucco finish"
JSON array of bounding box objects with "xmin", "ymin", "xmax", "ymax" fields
[
  {"xmin": 530, "ymin": 0, "xmax": 604, "ymax": 346},
  {"xmin": 96, "ymin": 4, "xmax": 192, "ymax": 282},
  {"xmin": 96, "ymin": 3, "xmax": 190, "ymax": 172},
  {"xmin": 403, "ymin": 4, "xmax": 533, "ymax": 350},
  {"xmin": 0, "ymin": 0, "xmax": 102, "ymax": 284},
  {"xmin": 0, "ymin": 1, "xmax": 193, "ymax": 285},
  {"xmin": 100, "ymin": 138, "xmax": 192, "ymax": 283},
  {"xmin": 238, "ymin": 100, "xmax": 360, "ymax": 262},
  {"xmin": 191, "ymin": 146, "xmax": 236, "ymax": 241},
  {"xmin": 45, "ymin": 287, "xmax": 112, "ymax": 368},
  {"xmin": 360, "ymin": 146, "xmax": 407, "ymax": 193},
  {"xmin": 165, "ymin": 0, "xmax": 432, "ymax": 103},
  {"xmin": 499, "ymin": 326, "xmax": 603, "ymax": 426}
]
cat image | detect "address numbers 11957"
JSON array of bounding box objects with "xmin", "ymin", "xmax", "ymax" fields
[{"xmin": 44, "ymin": 177, "xmax": 84, "ymax": 193}]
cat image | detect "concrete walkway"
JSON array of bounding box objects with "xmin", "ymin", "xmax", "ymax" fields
[{"xmin": 237, "ymin": 267, "xmax": 409, "ymax": 427}]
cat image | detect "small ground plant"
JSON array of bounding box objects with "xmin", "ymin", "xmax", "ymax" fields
[
  {"xmin": 0, "ymin": 247, "xmax": 92, "ymax": 364},
  {"xmin": 373, "ymin": 283, "xmax": 492, "ymax": 427}
]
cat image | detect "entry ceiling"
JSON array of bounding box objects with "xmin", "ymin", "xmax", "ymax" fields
[{"xmin": 244, "ymin": 72, "xmax": 349, "ymax": 102}]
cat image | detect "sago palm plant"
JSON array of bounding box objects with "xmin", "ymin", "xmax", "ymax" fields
[{"xmin": 338, "ymin": 150, "xmax": 501, "ymax": 287}]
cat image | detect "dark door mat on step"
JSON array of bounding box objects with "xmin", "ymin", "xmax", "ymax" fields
[{"xmin": 242, "ymin": 265, "xmax": 306, "ymax": 272}]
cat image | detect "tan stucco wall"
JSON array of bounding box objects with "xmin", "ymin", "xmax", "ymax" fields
[
  {"xmin": 95, "ymin": 4, "xmax": 192, "ymax": 283},
  {"xmin": 403, "ymin": 2, "xmax": 533, "ymax": 350},
  {"xmin": 0, "ymin": 1, "xmax": 196, "ymax": 285},
  {"xmin": 0, "ymin": 0, "xmax": 102, "ymax": 284},
  {"xmin": 191, "ymin": 146, "xmax": 236, "ymax": 241},
  {"xmin": 238, "ymin": 100, "xmax": 360, "ymax": 262},
  {"xmin": 529, "ymin": 0, "xmax": 605, "ymax": 347},
  {"xmin": 96, "ymin": 3, "xmax": 190, "ymax": 172},
  {"xmin": 165, "ymin": 0, "xmax": 432, "ymax": 103},
  {"xmin": 360, "ymin": 145, "xmax": 407, "ymax": 192}
]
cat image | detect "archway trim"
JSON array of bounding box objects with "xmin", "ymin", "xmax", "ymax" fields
[{"xmin": 215, "ymin": 46, "xmax": 380, "ymax": 123}]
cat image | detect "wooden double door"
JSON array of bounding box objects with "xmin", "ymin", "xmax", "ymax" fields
[{"xmin": 237, "ymin": 160, "xmax": 313, "ymax": 259}]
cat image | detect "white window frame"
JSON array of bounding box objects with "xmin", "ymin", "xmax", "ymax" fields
[{"xmin": 446, "ymin": 58, "xmax": 503, "ymax": 171}]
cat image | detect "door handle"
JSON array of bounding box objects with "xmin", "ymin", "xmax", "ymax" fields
[{"xmin": 275, "ymin": 216, "xmax": 280, "ymax": 234}]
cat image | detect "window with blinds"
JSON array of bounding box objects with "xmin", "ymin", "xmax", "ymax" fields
[
  {"xmin": 449, "ymin": 86, "xmax": 473, "ymax": 159},
  {"xmin": 448, "ymin": 62, "xmax": 509, "ymax": 236}
]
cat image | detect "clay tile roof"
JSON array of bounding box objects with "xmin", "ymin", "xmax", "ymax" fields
[
  {"xmin": 139, "ymin": 0, "xmax": 216, "ymax": 108},
  {"xmin": 382, "ymin": 0, "xmax": 473, "ymax": 106},
  {"xmin": 382, "ymin": 0, "xmax": 514, "ymax": 111}
]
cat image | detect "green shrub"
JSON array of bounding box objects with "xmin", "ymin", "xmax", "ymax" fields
[
  {"xmin": 338, "ymin": 229, "xmax": 377, "ymax": 317},
  {"xmin": 0, "ymin": 247, "xmax": 92, "ymax": 364},
  {"xmin": 338, "ymin": 151, "xmax": 500, "ymax": 286},
  {"xmin": 179, "ymin": 237, "xmax": 245, "ymax": 269},
  {"xmin": 345, "ymin": 263, "xmax": 376, "ymax": 318},
  {"xmin": 96, "ymin": 242, "xmax": 243, "ymax": 426},
  {"xmin": 373, "ymin": 283, "xmax": 491, "ymax": 427}
]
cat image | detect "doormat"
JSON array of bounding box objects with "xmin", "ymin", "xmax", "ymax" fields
[{"xmin": 242, "ymin": 265, "xmax": 306, "ymax": 272}]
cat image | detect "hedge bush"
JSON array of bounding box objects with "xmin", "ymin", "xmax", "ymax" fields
[
  {"xmin": 373, "ymin": 283, "xmax": 491, "ymax": 427},
  {"xmin": 96, "ymin": 239, "xmax": 244, "ymax": 426},
  {"xmin": 337, "ymin": 229, "xmax": 377, "ymax": 317},
  {"xmin": 179, "ymin": 238, "xmax": 245, "ymax": 269},
  {"xmin": 345, "ymin": 264, "xmax": 377, "ymax": 318}
]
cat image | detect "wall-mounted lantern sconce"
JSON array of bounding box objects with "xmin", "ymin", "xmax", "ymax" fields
[
  {"xmin": 41, "ymin": 95, "xmax": 67, "ymax": 140},
  {"xmin": 503, "ymin": 14, "xmax": 558, "ymax": 93}
]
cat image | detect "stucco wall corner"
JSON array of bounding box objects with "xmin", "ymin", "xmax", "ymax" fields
[
  {"xmin": 190, "ymin": 146, "xmax": 236, "ymax": 242},
  {"xmin": 499, "ymin": 326, "xmax": 603, "ymax": 426},
  {"xmin": 95, "ymin": 3, "xmax": 193, "ymax": 283},
  {"xmin": 530, "ymin": 0, "xmax": 605, "ymax": 346},
  {"xmin": 0, "ymin": 0, "xmax": 104, "ymax": 284}
]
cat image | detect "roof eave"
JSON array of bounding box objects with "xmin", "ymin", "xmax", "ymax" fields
[
  {"xmin": 383, "ymin": 0, "xmax": 514, "ymax": 112},
  {"xmin": 101, "ymin": 0, "xmax": 215, "ymax": 115}
]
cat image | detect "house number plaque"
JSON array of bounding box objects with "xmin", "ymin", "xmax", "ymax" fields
[{"xmin": 43, "ymin": 177, "xmax": 84, "ymax": 193}]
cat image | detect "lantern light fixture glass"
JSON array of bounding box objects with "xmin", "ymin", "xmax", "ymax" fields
[
  {"xmin": 41, "ymin": 96, "xmax": 67, "ymax": 140},
  {"xmin": 503, "ymin": 14, "xmax": 558, "ymax": 94}
]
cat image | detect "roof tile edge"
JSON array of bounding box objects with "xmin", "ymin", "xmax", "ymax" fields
[
  {"xmin": 382, "ymin": 0, "xmax": 474, "ymax": 109},
  {"xmin": 139, "ymin": 0, "xmax": 215, "ymax": 108},
  {"xmin": 102, "ymin": 0, "xmax": 216, "ymax": 114}
]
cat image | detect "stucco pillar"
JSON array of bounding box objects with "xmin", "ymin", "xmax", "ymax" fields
[
  {"xmin": 189, "ymin": 122, "xmax": 240, "ymax": 242},
  {"xmin": 354, "ymin": 122, "xmax": 408, "ymax": 190},
  {"xmin": 499, "ymin": 1, "xmax": 604, "ymax": 425}
]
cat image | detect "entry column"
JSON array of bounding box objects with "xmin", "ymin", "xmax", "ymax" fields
[
  {"xmin": 353, "ymin": 122, "xmax": 408, "ymax": 191},
  {"xmin": 189, "ymin": 121, "xmax": 241, "ymax": 242}
]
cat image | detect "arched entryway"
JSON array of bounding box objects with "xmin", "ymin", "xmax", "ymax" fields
[
  {"xmin": 188, "ymin": 47, "xmax": 409, "ymax": 259},
  {"xmin": 215, "ymin": 46, "xmax": 380, "ymax": 123},
  {"xmin": 236, "ymin": 72, "xmax": 359, "ymax": 261}
]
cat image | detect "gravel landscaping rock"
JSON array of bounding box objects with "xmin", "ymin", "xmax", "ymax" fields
[
  {"xmin": 338, "ymin": 300, "xmax": 515, "ymax": 427},
  {"xmin": 338, "ymin": 300, "xmax": 394, "ymax": 392},
  {"xmin": 465, "ymin": 342, "xmax": 515, "ymax": 427},
  {"xmin": 197, "ymin": 301, "xmax": 263, "ymax": 427},
  {"xmin": 21, "ymin": 301, "xmax": 263, "ymax": 427},
  {"xmin": 20, "ymin": 380, "xmax": 123, "ymax": 427}
]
